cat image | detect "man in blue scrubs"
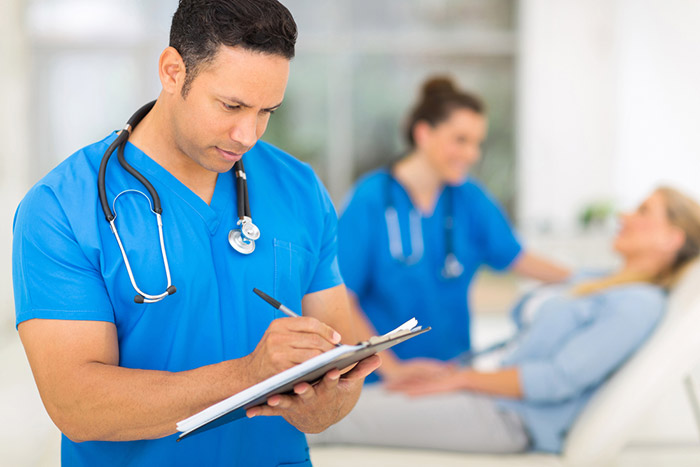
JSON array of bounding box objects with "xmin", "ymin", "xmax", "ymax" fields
[{"xmin": 12, "ymin": 1, "xmax": 379, "ymax": 465}]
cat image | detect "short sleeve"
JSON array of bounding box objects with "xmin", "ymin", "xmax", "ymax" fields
[
  {"xmin": 471, "ymin": 184, "xmax": 522, "ymax": 270},
  {"xmin": 336, "ymin": 179, "xmax": 376, "ymax": 298},
  {"xmin": 305, "ymin": 175, "xmax": 343, "ymax": 294},
  {"xmin": 13, "ymin": 184, "xmax": 115, "ymax": 327}
]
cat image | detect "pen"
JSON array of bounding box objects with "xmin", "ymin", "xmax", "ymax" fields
[
  {"xmin": 253, "ymin": 288, "xmax": 341, "ymax": 346},
  {"xmin": 253, "ymin": 288, "xmax": 299, "ymax": 318}
]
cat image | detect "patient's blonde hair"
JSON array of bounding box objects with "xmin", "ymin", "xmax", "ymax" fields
[
  {"xmin": 655, "ymin": 187, "xmax": 700, "ymax": 287},
  {"xmin": 574, "ymin": 186, "xmax": 700, "ymax": 296}
]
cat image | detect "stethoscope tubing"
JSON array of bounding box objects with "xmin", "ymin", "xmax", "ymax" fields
[
  {"xmin": 108, "ymin": 189, "xmax": 175, "ymax": 303},
  {"xmin": 98, "ymin": 101, "xmax": 159, "ymax": 222},
  {"xmin": 109, "ymin": 214, "xmax": 173, "ymax": 303},
  {"xmin": 97, "ymin": 100, "xmax": 260, "ymax": 304},
  {"xmin": 383, "ymin": 170, "xmax": 463, "ymax": 279}
]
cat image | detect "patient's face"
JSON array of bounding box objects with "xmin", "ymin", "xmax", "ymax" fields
[{"xmin": 614, "ymin": 191, "xmax": 679, "ymax": 260}]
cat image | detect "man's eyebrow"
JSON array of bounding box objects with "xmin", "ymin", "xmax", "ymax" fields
[
  {"xmin": 221, "ymin": 96, "xmax": 283, "ymax": 111},
  {"xmin": 264, "ymin": 102, "xmax": 283, "ymax": 111}
]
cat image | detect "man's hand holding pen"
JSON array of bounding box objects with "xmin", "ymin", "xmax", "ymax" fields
[
  {"xmin": 243, "ymin": 288, "xmax": 381, "ymax": 433},
  {"xmin": 245, "ymin": 316, "xmax": 343, "ymax": 380}
]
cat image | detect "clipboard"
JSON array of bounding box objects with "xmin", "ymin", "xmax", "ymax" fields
[{"xmin": 176, "ymin": 318, "xmax": 430, "ymax": 441}]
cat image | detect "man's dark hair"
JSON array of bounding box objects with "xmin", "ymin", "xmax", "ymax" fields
[{"xmin": 170, "ymin": 0, "xmax": 297, "ymax": 97}]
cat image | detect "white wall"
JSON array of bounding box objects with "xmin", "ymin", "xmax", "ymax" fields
[
  {"xmin": 613, "ymin": 0, "xmax": 700, "ymax": 208},
  {"xmin": 518, "ymin": 0, "xmax": 700, "ymax": 230},
  {"xmin": 0, "ymin": 0, "xmax": 30, "ymax": 329},
  {"xmin": 518, "ymin": 0, "xmax": 618, "ymax": 231}
]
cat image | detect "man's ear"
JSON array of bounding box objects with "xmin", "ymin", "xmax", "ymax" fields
[{"xmin": 159, "ymin": 46, "xmax": 186, "ymax": 96}]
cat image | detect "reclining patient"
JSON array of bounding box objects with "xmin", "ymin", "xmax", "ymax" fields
[{"xmin": 310, "ymin": 187, "xmax": 700, "ymax": 453}]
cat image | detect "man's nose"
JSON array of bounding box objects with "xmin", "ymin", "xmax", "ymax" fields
[{"xmin": 229, "ymin": 114, "xmax": 258, "ymax": 150}]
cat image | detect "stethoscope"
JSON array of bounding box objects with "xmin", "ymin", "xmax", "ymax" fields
[
  {"xmin": 97, "ymin": 100, "xmax": 261, "ymax": 304},
  {"xmin": 383, "ymin": 171, "xmax": 464, "ymax": 279}
]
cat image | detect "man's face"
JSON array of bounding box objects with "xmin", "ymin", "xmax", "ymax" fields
[{"xmin": 170, "ymin": 45, "xmax": 290, "ymax": 173}]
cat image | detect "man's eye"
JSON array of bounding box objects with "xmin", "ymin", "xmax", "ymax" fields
[{"xmin": 223, "ymin": 103, "xmax": 239, "ymax": 111}]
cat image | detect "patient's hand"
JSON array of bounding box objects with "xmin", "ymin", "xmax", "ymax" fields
[{"xmin": 381, "ymin": 358, "xmax": 456, "ymax": 387}]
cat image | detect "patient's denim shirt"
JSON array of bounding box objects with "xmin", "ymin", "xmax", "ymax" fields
[{"xmin": 497, "ymin": 279, "xmax": 666, "ymax": 453}]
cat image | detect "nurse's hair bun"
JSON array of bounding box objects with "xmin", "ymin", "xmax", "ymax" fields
[
  {"xmin": 404, "ymin": 75, "xmax": 485, "ymax": 148},
  {"xmin": 421, "ymin": 77, "xmax": 457, "ymax": 98}
]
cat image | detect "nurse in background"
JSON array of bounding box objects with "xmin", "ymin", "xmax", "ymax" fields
[{"xmin": 338, "ymin": 76, "xmax": 570, "ymax": 382}]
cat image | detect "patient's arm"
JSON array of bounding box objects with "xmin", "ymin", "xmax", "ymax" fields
[
  {"xmin": 511, "ymin": 252, "xmax": 571, "ymax": 283},
  {"xmin": 387, "ymin": 367, "xmax": 523, "ymax": 399}
]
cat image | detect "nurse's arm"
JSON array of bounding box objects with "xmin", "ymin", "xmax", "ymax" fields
[
  {"xmin": 510, "ymin": 251, "xmax": 571, "ymax": 283},
  {"xmin": 18, "ymin": 316, "xmax": 339, "ymax": 442},
  {"xmin": 245, "ymin": 284, "xmax": 381, "ymax": 433},
  {"xmin": 347, "ymin": 291, "xmax": 452, "ymax": 381}
]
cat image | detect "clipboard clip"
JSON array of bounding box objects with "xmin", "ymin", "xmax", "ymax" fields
[{"xmin": 359, "ymin": 318, "xmax": 423, "ymax": 346}]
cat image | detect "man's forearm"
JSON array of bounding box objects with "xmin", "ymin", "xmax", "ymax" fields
[
  {"xmin": 22, "ymin": 315, "xmax": 345, "ymax": 443},
  {"xmin": 48, "ymin": 357, "xmax": 254, "ymax": 442}
]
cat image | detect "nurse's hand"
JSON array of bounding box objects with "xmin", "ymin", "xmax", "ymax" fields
[
  {"xmin": 245, "ymin": 354, "xmax": 381, "ymax": 433},
  {"xmin": 381, "ymin": 358, "xmax": 456, "ymax": 387},
  {"xmin": 388, "ymin": 369, "xmax": 468, "ymax": 396},
  {"xmin": 246, "ymin": 317, "xmax": 343, "ymax": 382}
]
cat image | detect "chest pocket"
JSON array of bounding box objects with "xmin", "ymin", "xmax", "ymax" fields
[{"xmin": 273, "ymin": 239, "xmax": 315, "ymax": 307}]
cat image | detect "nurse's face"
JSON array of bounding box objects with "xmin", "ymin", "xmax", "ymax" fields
[
  {"xmin": 416, "ymin": 108, "xmax": 487, "ymax": 185},
  {"xmin": 613, "ymin": 191, "xmax": 682, "ymax": 263},
  {"xmin": 170, "ymin": 45, "xmax": 290, "ymax": 173}
]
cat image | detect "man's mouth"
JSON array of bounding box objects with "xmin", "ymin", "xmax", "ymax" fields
[{"xmin": 216, "ymin": 147, "xmax": 244, "ymax": 162}]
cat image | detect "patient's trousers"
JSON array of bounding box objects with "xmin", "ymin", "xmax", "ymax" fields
[{"xmin": 307, "ymin": 385, "xmax": 530, "ymax": 454}]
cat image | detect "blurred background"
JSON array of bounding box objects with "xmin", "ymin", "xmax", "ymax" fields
[{"xmin": 1, "ymin": 0, "xmax": 700, "ymax": 465}]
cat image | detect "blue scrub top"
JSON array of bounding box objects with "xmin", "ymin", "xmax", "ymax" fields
[
  {"xmin": 13, "ymin": 133, "xmax": 342, "ymax": 466},
  {"xmin": 338, "ymin": 170, "xmax": 521, "ymax": 368}
]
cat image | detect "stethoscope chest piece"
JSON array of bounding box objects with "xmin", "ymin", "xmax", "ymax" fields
[
  {"xmin": 228, "ymin": 229, "xmax": 255, "ymax": 254},
  {"xmin": 442, "ymin": 252, "xmax": 465, "ymax": 279},
  {"xmin": 228, "ymin": 217, "xmax": 259, "ymax": 254},
  {"xmin": 239, "ymin": 217, "xmax": 260, "ymax": 241}
]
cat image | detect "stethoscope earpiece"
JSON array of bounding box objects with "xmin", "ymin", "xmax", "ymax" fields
[{"xmin": 134, "ymin": 285, "xmax": 177, "ymax": 304}]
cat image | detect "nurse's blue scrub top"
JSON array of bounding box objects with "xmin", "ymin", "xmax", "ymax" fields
[
  {"xmin": 12, "ymin": 133, "xmax": 342, "ymax": 467},
  {"xmin": 338, "ymin": 170, "xmax": 521, "ymax": 369}
]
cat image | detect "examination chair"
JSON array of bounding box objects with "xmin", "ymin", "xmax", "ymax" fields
[{"xmin": 309, "ymin": 261, "xmax": 700, "ymax": 467}]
